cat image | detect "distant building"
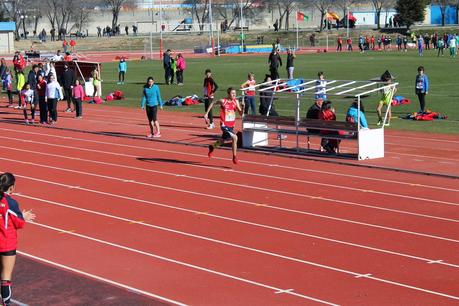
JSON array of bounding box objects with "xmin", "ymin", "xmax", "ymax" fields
[{"xmin": 0, "ymin": 22, "xmax": 15, "ymax": 54}]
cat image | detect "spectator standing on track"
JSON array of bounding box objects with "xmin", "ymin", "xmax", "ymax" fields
[
  {"xmin": 72, "ymin": 79, "xmax": 84, "ymax": 119},
  {"xmin": 175, "ymin": 53, "xmax": 186, "ymax": 86},
  {"xmin": 337, "ymin": 36, "xmax": 343, "ymax": 52},
  {"xmin": 415, "ymin": 66, "xmax": 429, "ymax": 113},
  {"xmin": 36, "ymin": 74, "xmax": 48, "ymax": 124},
  {"xmin": 3, "ymin": 68, "xmax": 13, "ymax": 107},
  {"xmin": 205, "ymin": 87, "xmax": 244, "ymax": 165},
  {"xmin": 241, "ymin": 72, "xmax": 256, "ymax": 115},
  {"xmin": 268, "ymin": 48, "xmax": 282, "ymax": 80},
  {"xmin": 203, "ymin": 69, "xmax": 219, "ymax": 129},
  {"xmin": 346, "ymin": 37, "xmax": 353, "ymax": 51},
  {"xmin": 60, "ymin": 63, "xmax": 75, "ymax": 112},
  {"xmin": 0, "ymin": 172, "xmax": 36, "ymax": 306},
  {"xmin": 141, "ymin": 77, "xmax": 163, "ymax": 138},
  {"xmin": 91, "ymin": 66, "xmax": 102, "ymax": 100},
  {"xmin": 20, "ymin": 82, "xmax": 35, "ymax": 124},
  {"xmin": 27, "ymin": 64, "xmax": 39, "ymax": 109},
  {"xmin": 286, "ymin": 48, "xmax": 295, "ymax": 79},
  {"xmin": 163, "ymin": 49, "xmax": 172, "ymax": 85},
  {"xmin": 45, "ymin": 74, "xmax": 63, "ymax": 124},
  {"xmin": 12, "ymin": 51, "xmax": 25, "ymax": 74},
  {"xmin": 15, "ymin": 70, "xmax": 25, "ymax": 109},
  {"xmin": 118, "ymin": 57, "xmax": 127, "ymax": 84}
]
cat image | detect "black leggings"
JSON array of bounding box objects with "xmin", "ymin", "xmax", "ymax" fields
[
  {"xmin": 417, "ymin": 93, "xmax": 426, "ymax": 112},
  {"xmin": 39, "ymin": 96, "xmax": 47, "ymax": 123},
  {"xmin": 119, "ymin": 71, "xmax": 125, "ymax": 82},
  {"xmin": 74, "ymin": 98, "xmax": 82, "ymax": 117},
  {"xmin": 64, "ymin": 87, "xmax": 72, "ymax": 109},
  {"xmin": 7, "ymin": 90, "xmax": 12, "ymax": 103},
  {"xmin": 47, "ymin": 98, "xmax": 58, "ymax": 122}
]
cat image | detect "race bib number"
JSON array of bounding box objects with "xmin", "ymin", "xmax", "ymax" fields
[{"xmin": 225, "ymin": 109, "xmax": 235, "ymax": 122}]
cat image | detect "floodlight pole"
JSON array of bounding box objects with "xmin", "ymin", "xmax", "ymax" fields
[
  {"xmin": 159, "ymin": 0, "xmax": 163, "ymax": 60},
  {"xmin": 240, "ymin": 0, "xmax": 244, "ymax": 52},
  {"xmin": 346, "ymin": 7, "xmax": 350, "ymax": 38},
  {"xmin": 209, "ymin": 0, "xmax": 215, "ymax": 56}
]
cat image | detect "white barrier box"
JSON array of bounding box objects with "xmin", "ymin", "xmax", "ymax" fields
[
  {"xmin": 358, "ymin": 128, "xmax": 384, "ymax": 160},
  {"xmin": 242, "ymin": 122, "xmax": 269, "ymax": 147}
]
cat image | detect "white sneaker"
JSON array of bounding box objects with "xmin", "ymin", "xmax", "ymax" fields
[
  {"xmin": 377, "ymin": 121, "xmax": 382, "ymax": 126},
  {"xmin": 65, "ymin": 108, "xmax": 72, "ymax": 113},
  {"xmin": 206, "ymin": 123, "xmax": 215, "ymax": 129}
]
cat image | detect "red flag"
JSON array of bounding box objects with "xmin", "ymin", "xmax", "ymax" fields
[{"xmin": 296, "ymin": 12, "xmax": 307, "ymax": 22}]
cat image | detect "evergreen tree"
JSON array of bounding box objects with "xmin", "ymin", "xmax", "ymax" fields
[{"xmin": 395, "ymin": 0, "xmax": 427, "ymax": 29}]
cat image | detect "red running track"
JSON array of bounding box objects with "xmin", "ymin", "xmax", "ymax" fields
[{"xmin": 0, "ymin": 102, "xmax": 458, "ymax": 305}]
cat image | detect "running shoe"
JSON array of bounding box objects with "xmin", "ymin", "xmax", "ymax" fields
[
  {"xmin": 25, "ymin": 120, "xmax": 29, "ymax": 125},
  {"xmin": 208, "ymin": 145, "xmax": 214, "ymax": 158},
  {"xmin": 146, "ymin": 134, "xmax": 153, "ymax": 138},
  {"xmin": 377, "ymin": 120, "xmax": 382, "ymax": 126},
  {"xmin": 206, "ymin": 123, "xmax": 215, "ymax": 129},
  {"xmin": 232, "ymin": 156, "xmax": 239, "ymax": 164},
  {"xmin": 384, "ymin": 123, "xmax": 390, "ymax": 127},
  {"xmin": 65, "ymin": 108, "xmax": 72, "ymax": 113},
  {"xmin": 153, "ymin": 133, "xmax": 161, "ymax": 138}
]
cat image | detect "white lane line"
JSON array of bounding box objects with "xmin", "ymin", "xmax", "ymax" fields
[
  {"xmin": 49, "ymin": 112, "xmax": 459, "ymax": 163},
  {"xmin": 355, "ymin": 274, "xmax": 372, "ymax": 278},
  {"xmin": 29, "ymin": 222, "xmax": 339, "ymax": 306},
  {"xmin": 3, "ymin": 136, "xmax": 458, "ymax": 208},
  {"xmin": 427, "ymin": 260, "xmax": 444, "ymax": 264},
  {"xmin": 11, "ymin": 299, "xmax": 29, "ymax": 306},
  {"xmin": 17, "ymin": 251, "xmax": 188, "ymax": 306},
  {"xmin": 70, "ymin": 109, "xmax": 459, "ymax": 149},
  {"xmin": 0, "ymin": 127, "xmax": 457, "ymax": 193},
  {"xmin": 30, "ymin": 221, "xmax": 459, "ymax": 302},
  {"xmin": 2, "ymin": 158, "xmax": 459, "ymax": 244},
  {"xmin": 2, "ymin": 141, "xmax": 459, "ymax": 224},
  {"xmin": 275, "ymin": 289, "xmax": 295, "ymax": 294},
  {"xmin": 12, "ymin": 174, "xmax": 459, "ymax": 269}
]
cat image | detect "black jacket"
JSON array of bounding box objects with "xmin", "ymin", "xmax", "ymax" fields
[
  {"xmin": 61, "ymin": 69, "xmax": 75, "ymax": 89},
  {"xmin": 27, "ymin": 70, "xmax": 37, "ymax": 89}
]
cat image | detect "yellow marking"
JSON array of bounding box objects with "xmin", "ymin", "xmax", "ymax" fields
[{"xmin": 255, "ymin": 204, "xmax": 268, "ymax": 207}]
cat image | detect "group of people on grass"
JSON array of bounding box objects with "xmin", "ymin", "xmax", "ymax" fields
[{"xmin": 163, "ymin": 49, "xmax": 187, "ymax": 86}]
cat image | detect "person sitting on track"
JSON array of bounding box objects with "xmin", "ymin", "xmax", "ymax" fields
[
  {"xmin": 205, "ymin": 87, "xmax": 244, "ymax": 165},
  {"xmin": 0, "ymin": 173, "xmax": 36, "ymax": 306}
]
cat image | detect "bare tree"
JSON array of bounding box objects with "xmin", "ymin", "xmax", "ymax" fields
[
  {"xmin": 431, "ymin": 0, "xmax": 456, "ymax": 26},
  {"xmin": 313, "ymin": 0, "xmax": 334, "ymax": 32},
  {"xmin": 0, "ymin": 0, "xmax": 31, "ymax": 39},
  {"xmin": 104, "ymin": 0, "xmax": 133, "ymax": 30},
  {"xmin": 335, "ymin": 0, "xmax": 358, "ymax": 20},
  {"xmin": 371, "ymin": 0, "xmax": 395, "ymax": 29},
  {"xmin": 184, "ymin": 0, "xmax": 210, "ymax": 32},
  {"xmin": 215, "ymin": 0, "xmax": 255, "ymax": 29}
]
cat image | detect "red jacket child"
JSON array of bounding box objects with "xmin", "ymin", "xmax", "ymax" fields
[{"xmin": 0, "ymin": 195, "xmax": 25, "ymax": 252}]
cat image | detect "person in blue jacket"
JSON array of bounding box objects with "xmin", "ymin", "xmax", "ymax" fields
[
  {"xmin": 141, "ymin": 77, "xmax": 163, "ymax": 138},
  {"xmin": 346, "ymin": 100, "xmax": 368, "ymax": 129},
  {"xmin": 118, "ymin": 57, "xmax": 127, "ymax": 84},
  {"xmin": 415, "ymin": 66, "xmax": 429, "ymax": 112}
]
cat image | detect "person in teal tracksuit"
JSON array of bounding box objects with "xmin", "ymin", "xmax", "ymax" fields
[
  {"xmin": 118, "ymin": 57, "xmax": 127, "ymax": 84},
  {"xmin": 141, "ymin": 77, "xmax": 163, "ymax": 138}
]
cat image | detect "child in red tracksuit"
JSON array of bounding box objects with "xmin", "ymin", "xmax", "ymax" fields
[{"xmin": 0, "ymin": 173, "xmax": 35, "ymax": 306}]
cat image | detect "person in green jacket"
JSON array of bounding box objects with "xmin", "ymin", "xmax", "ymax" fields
[{"xmin": 16, "ymin": 70, "xmax": 25, "ymax": 109}]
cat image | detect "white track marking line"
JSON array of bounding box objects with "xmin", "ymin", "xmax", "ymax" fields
[
  {"xmin": 0, "ymin": 127, "xmax": 456, "ymax": 193},
  {"xmin": 2, "ymin": 142, "xmax": 458, "ymax": 223},
  {"xmin": 48, "ymin": 111, "xmax": 459, "ymax": 162},
  {"xmin": 16, "ymin": 251, "xmax": 188, "ymax": 306},
  {"xmin": 19, "ymin": 191, "xmax": 459, "ymax": 288},
  {"xmin": 0, "ymin": 136, "xmax": 459, "ymax": 208},
  {"xmin": 10, "ymin": 173, "xmax": 459, "ymax": 269},
  {"xmin": 427, "ymin": 260, "xmax": 444, "ymax": 264},
  {"xmin": 11, "ymin": 299, "xmax": 29, "ymax": 306},
  {"xmin": 77, "ymin": 108, "xmax": 459, "ymax": 147},
  {"xmin": 28, "ymin": 222, "xmax": 339, "ymax": 305},
  {"xmin": 2, "ymin": 158, "xmax": 459, "ymax": 243},
  {"xmin": 355, "ymin": 274, "xmax": 372, "ymax": 278},
  {"xmin": 29, "ymin": 222, "xmax": 459, "ymax": 302},
  {"xmin": 275, "ymin": 289, "xmax": 295, "ymax": 294}
]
